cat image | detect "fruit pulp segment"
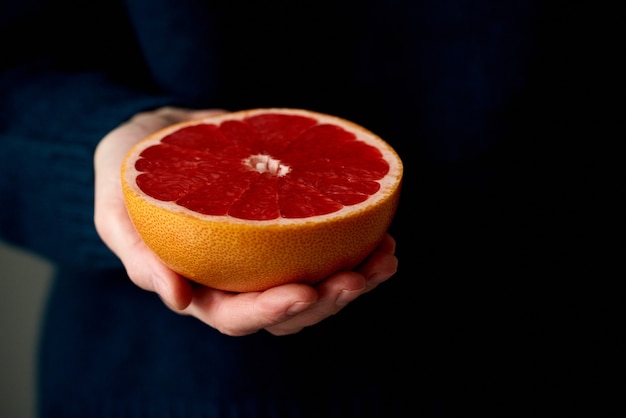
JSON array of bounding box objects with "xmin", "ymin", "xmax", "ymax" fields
[{"xmin": 135, "ymin": 114, "xmax": 390, "ymax": 220}]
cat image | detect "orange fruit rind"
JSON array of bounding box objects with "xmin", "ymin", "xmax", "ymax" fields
[{"xmin": 121, "ymin": 108, "xmax": 403, "ymax": 292}]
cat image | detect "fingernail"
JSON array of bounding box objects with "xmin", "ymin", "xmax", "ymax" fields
[
  {"xmin": 336, "ymin": 289, "xmax": 362, "ymax": 307},
  {"xmin": 362, "ymin": 272, "xmax": 391, "ymax": 293},
  {"xmin": 286, "ymin": 301, "xmax": 314, "ymax": 316},
  {"xmin": 369, "ymin": 271, "xmax": 382, "ymax": 280}
]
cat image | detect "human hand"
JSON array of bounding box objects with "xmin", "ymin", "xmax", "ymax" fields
[{"xmin": 94, "ymin": 106, "xmax": 398, "ymax": 336}]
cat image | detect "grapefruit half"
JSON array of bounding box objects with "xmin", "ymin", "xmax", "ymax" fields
[{"xmin": 121, "ymin": 108, "xmax": 403, "ymax": 292}]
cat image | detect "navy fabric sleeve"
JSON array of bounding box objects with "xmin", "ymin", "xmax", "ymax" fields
[
  {"xmin": 0, "ymin": 0, "xmax": 219, "ymax": 267},
  {"xmin": 0, "ymin": 64, "xmax": 173, "ymax": 267}
]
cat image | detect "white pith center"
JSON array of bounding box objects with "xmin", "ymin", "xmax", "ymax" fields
[{"xmin": 244, "ymin": 154, "xmax": 291, "ymax": 176}]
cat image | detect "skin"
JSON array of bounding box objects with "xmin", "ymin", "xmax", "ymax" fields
[{"xmin": 94, "ymin": 106, "xmax": 398, "ymax": 336}]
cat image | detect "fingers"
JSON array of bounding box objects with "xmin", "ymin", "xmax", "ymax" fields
[
  {"xmin": 264, "ymin": 271, "xmax": 367, "ymax": 336},
  {"xmin": 94, "ymin": 196, "xmax": 194, "ymax": 310},
  {"xmin": 358, "ymin": 233, "xmax": 397, "ymax": 292},
  {"xmin": 181, "ymin": 274, "xmax": 364, "ymax": 336},
  {"xmin": 182, "ymin": 284, "xmax": 319, "ymax": 336},
  {"xmin": 94, "ymin": 106, "xmax": 228, "ymax": 310},
  {"xmin": 178, "ymin": 234, "xmax": 399, "ymax": 337},
  {"xmin": 118, "ymin": 233, "xmax": 194, "ymax": 311},
  {"xmin": 125, "ymin": 107, "xmax": 227, "ymax": 137},
  {"xmin": 265, "ymin": 235, "xmax": 398, "ymax": 336},
  {"xmin": 375, "ymin": 232, "xmax": 397, "ymax": 255}
]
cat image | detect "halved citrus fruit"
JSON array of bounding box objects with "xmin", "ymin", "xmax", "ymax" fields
[{"xmin": 121, "ymin": 108, "xmax": 403, "ymax": 292}]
